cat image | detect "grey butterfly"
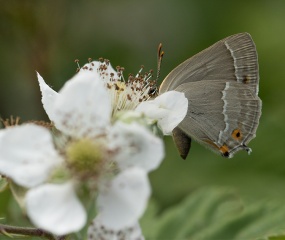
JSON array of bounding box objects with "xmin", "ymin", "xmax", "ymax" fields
[{"xmin": 159, "ymin": 33, "xmax": 262, "ymax": 159}]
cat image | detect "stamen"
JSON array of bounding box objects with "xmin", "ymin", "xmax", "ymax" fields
[
  {"xmin": 120, "ymin": 68, "xmax": 125, "ymax": 82},
  {"xmin": 75, "ymin": 53, "xmax": 160, "ymax": 116},
  {"xmin": 116, "ymin": 66, "xmax": 126, "ymax": 82},
  {"xmin": 74, "ymin": 59, "xmax": 80, "ymax": 73},
  {"xmin": 104, "ymin": 59, "xmax": 110, "ymax": 65},
  {"xmin": 1, "ymin": 116, "xmax": 20, "ymax": 128},
  {"xmin": 135, "ymin": 65, "xmax": 144, "ymax": 78}
]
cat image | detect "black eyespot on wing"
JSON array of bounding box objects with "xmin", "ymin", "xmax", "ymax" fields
[{"xmin": 222, "ymin": 151, "xmax": 230, "ymax": 158}]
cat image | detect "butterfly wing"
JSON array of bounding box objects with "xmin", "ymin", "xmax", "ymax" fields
[{"xmin": 159, "ymin": 33, "xmax": 262, "ymax": 158}]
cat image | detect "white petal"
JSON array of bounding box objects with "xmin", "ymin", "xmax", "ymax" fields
[
  {"xmin": 88, "ymin": 216, "xmax": 144, "ymax": 240},
  {"xmin": 52, "ymin": 71, "xmax": 111, "ymax": 138},
  {"xmin": 109, "ymin": 122, "xmax": 164, "ymax": 172},
  {"xmin": 26, "ymin": 182, "xmax": 86, "ymax": 235},
  {"xmin": 0, "ymin": 124, "xmax": 62, "ymax": 188},
  {"xmin": 136, "ymin": 91, "xmax": 188, "ymax": 135},
  {"xmin": 97, "ymin": 167, "xmax": 150, "ymax": 230},
  {"xmin": 37, "ymin": 72, "xmax": 59, "ymax": 122}
]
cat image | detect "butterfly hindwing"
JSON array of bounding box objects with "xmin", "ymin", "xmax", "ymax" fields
[{"xmin": 174, "ymin": 81, "xmax": 261, "ymax": 158}]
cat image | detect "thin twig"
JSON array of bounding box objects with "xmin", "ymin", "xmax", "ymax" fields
[{"xmin": 0, "ymin": 223, "xmax": 66, "ymax": 240}]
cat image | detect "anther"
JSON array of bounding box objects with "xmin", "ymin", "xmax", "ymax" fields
[
  {"xmin": 104, "ymin": 59, "xmax": 110, "ymax": 65},
  {"xmin": 114, "ymin": 83, "xmax": 120, "ymax": 90}
]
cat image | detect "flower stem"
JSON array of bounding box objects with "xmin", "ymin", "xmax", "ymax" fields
[{"xmin": 0, "ymin": 224, "xmax": 66, "ymax": 240}]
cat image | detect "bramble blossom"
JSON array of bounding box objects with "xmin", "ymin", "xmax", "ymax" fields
[{"xmin": 0, "ymin": 59, "xmax": 188, "ymax": 237}]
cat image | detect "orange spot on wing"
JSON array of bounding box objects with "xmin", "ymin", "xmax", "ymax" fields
[
  {"xmin": 219, "ymin": 145, "xmax": 230, "ymax": 157},
  {"xmin": 232, "ymin": 129, "xmax": 242, "ymax": 141},
  {"xmin": 219, "ymin": 145, "xmax": 229, "ymax": 153},
  {"xmin": 204, "ymin": 140, "xmax": 230, "ymax": 158}
]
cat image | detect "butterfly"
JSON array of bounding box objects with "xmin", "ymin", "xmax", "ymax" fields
[{"xmin": 159, "ymin": 33, "xmax": 262, "ymax": 159}]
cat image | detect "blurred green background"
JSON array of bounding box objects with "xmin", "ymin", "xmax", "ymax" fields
[{"xmin": 1, "ymin": 0, "xmax": 285, "ymax": 238}]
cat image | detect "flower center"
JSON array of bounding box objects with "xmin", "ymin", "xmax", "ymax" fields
[{"xmin": 66, "ymin": 138, "xmax": 105, "ymax": 179}]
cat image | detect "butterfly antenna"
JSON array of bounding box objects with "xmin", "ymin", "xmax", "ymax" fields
[{"xmin": 156, "ymin": 43, "xmax": 164, "ymax": 82}]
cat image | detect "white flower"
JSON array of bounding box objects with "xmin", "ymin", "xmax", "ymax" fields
[
  {"xmin": 0, "ymin": 66, "xmax": 163, "ymax": 235},
  {"xmin": 36, "ymin": 67, "xmax": 166, "ymax": 233},
  {"xmin": 0, "ymin": 59, "xmax": 187, "ymax": 236}
]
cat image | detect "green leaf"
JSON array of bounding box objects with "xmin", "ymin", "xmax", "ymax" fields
[{"xmin": 143, "ymin": 187, "xmax": 285, "ymax": 240}]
